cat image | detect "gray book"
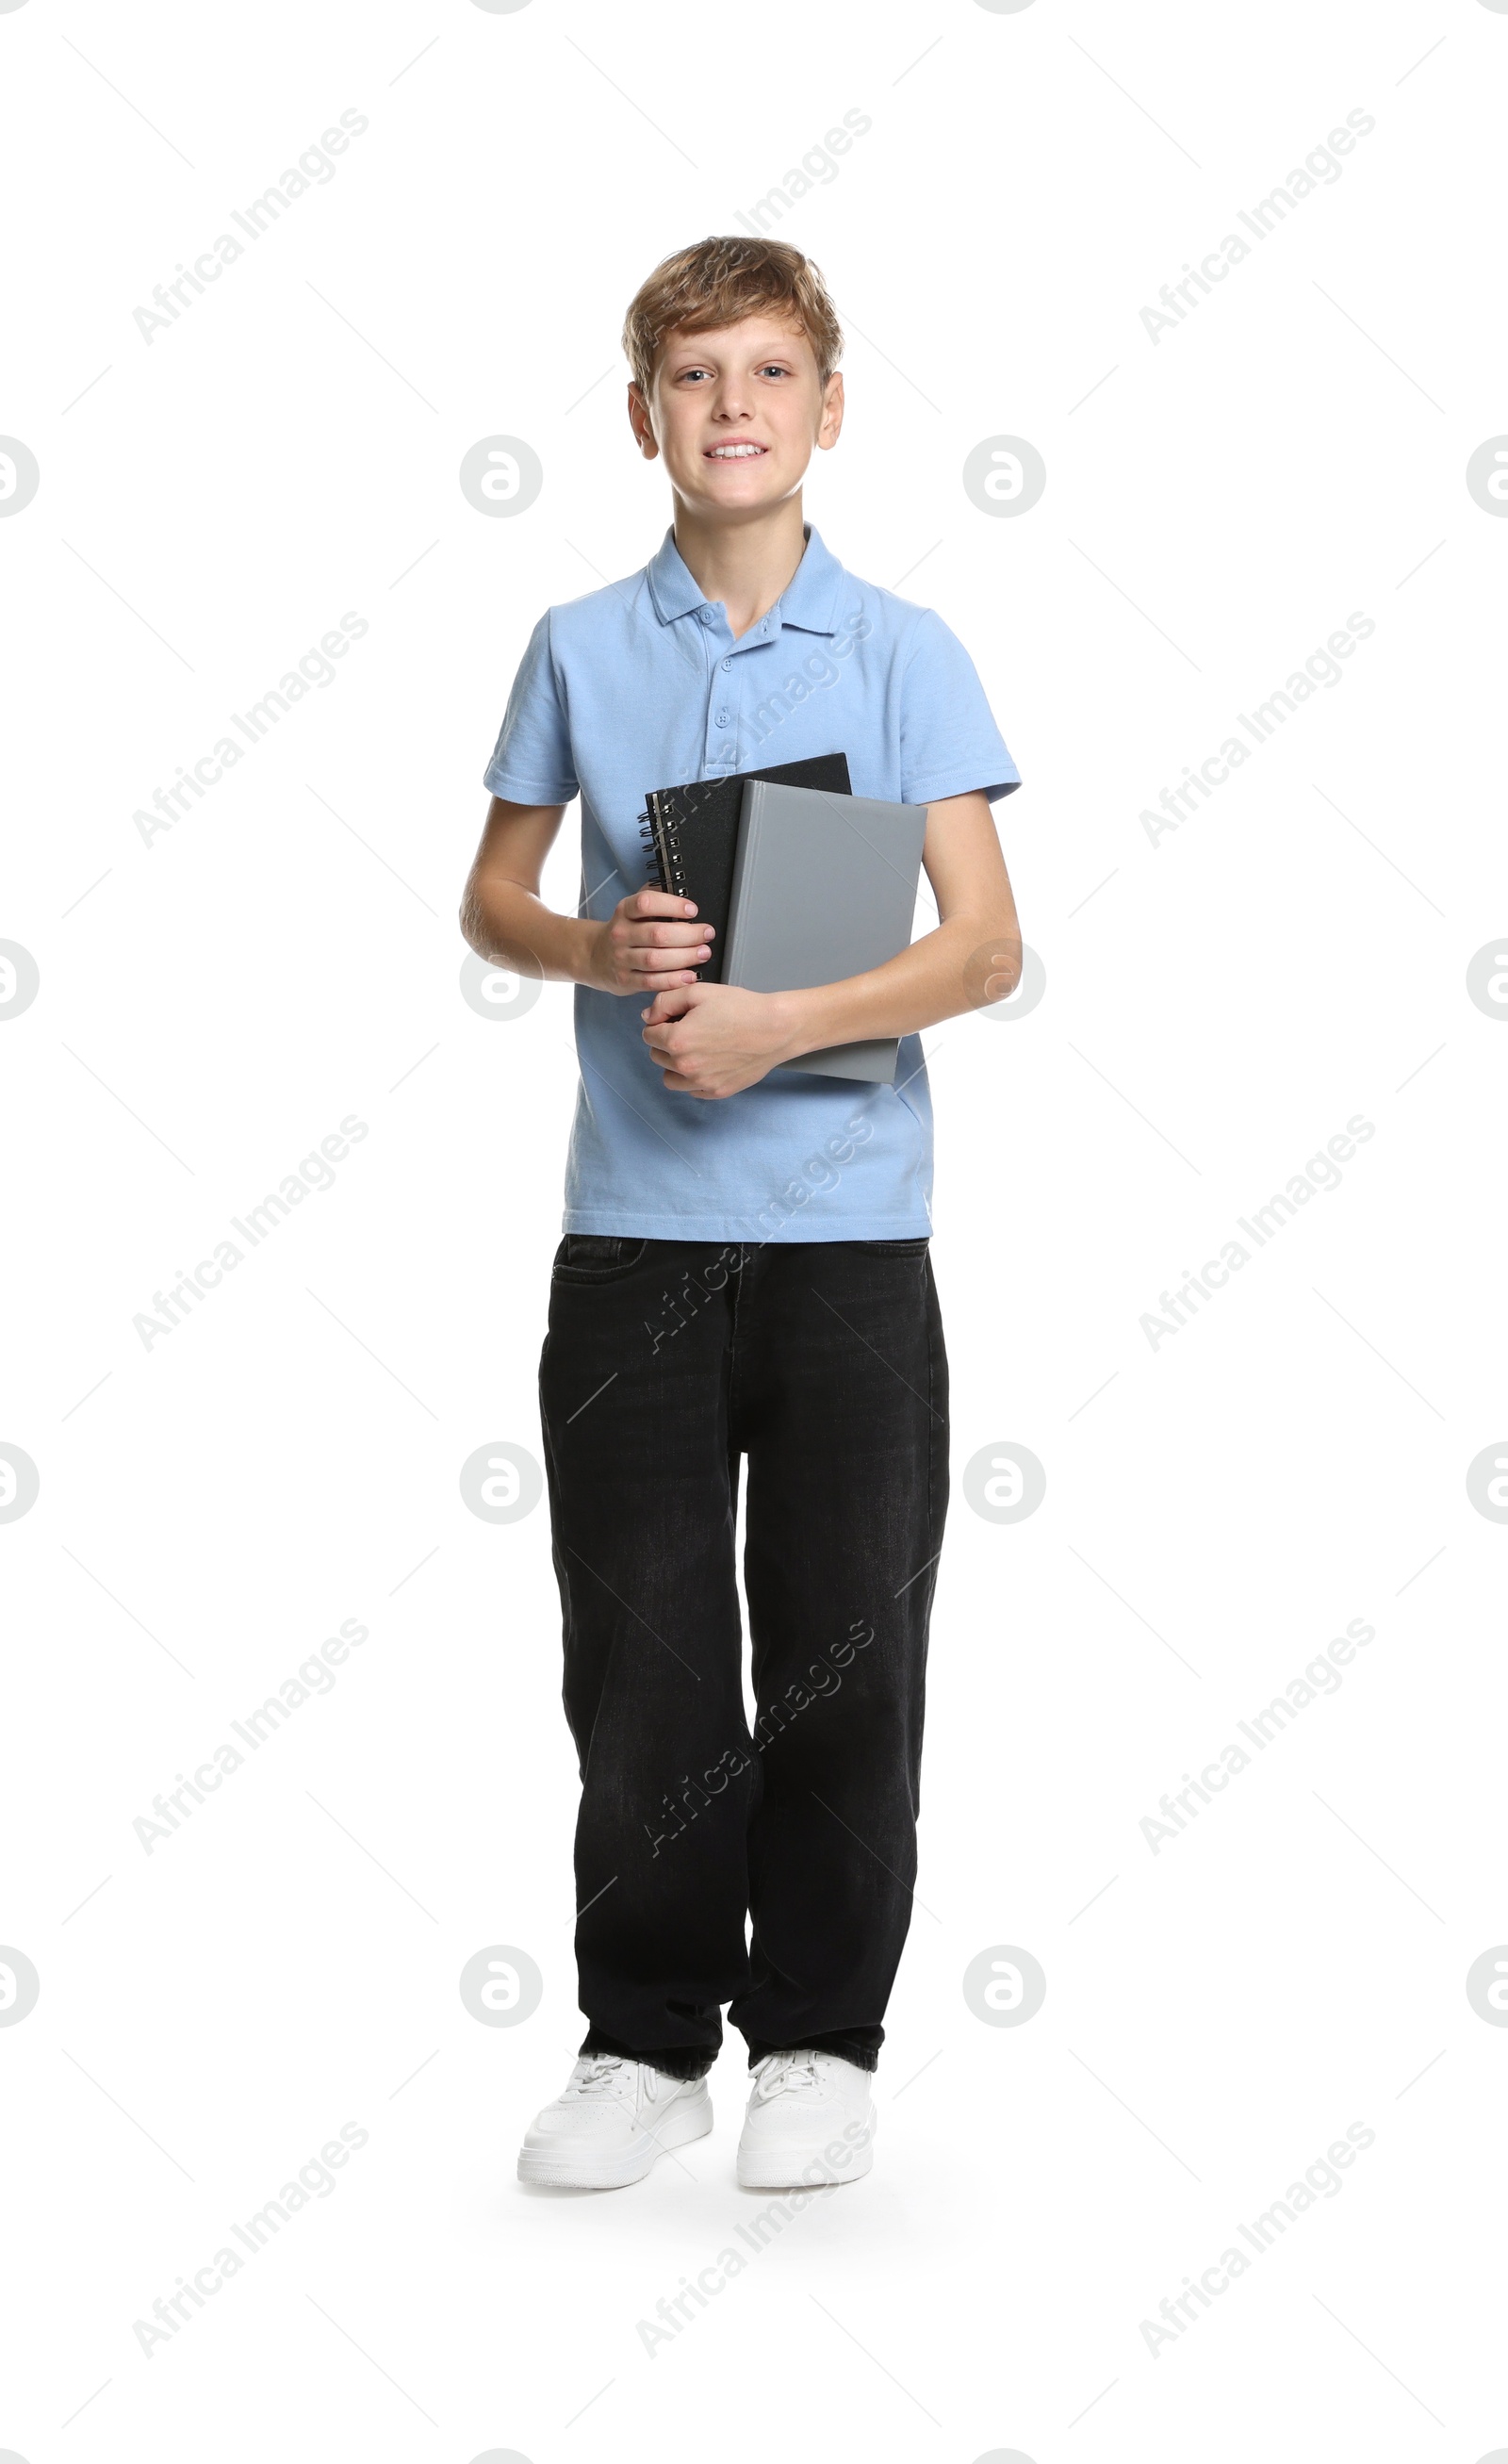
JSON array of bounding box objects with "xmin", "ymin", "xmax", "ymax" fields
[{"xmin": 722, "ymin": 780, "xmax": 927, "ymax": 1083}]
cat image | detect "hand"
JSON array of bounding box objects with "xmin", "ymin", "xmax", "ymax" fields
[
  {"xmin": 590, "ymin": 890, "xmax": 713, "ymax": 994},
  {"xmin": 641, "ymin": 982, "xmax": 799, "ymax": 1098}
]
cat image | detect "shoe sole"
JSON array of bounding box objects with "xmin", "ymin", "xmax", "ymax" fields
[
  {"xmin": 736, "ymin": 2108, "xmax": 877, "ymax": 2192},
  {"xmin": 517, "ymin": 2093, "xmax": 713, "ymax": 2191}
]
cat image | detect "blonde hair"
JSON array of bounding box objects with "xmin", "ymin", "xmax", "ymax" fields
[{"xmin": 622, "ymin": 235, "xmax": 843, "ymax": 397}]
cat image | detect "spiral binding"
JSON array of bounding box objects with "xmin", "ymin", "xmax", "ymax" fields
[{"xmin": 638, "ymin": 794, "xmax": 688, "ymax": 895}]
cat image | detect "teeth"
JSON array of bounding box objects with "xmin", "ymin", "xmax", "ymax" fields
[{"xmin": 710, "ymin": 444, "xmax": 764, "ymax": 458}]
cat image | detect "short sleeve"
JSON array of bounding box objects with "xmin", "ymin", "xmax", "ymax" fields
[
  {"xmin": 898, "ymin": 608, "xmax": 1020, "ymax": 807},
  {"xmin": 482, "ymin": 612, "xmax": 579, "ymax": 804}
]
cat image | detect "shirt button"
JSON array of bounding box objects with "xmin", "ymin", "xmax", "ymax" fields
[
  {"xmin": 714, "ymin": 710, "xmax": 729, "ymax": 727},
  {"xmin": 721, "ymin": 657, "xmax": 731, "ymax": 671},
  {"xmin": 699, "ymin": 606, "xmax": 714, "ymax": 626}
]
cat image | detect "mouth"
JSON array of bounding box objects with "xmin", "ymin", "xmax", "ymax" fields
[{"xmin": 704, "ymin": 441, "xmax": 769, "ymax": 461}]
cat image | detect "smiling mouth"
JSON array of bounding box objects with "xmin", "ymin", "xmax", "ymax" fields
[{"xmin": 705, "ymin": 442, "xmax": 769, "ymax": 460}]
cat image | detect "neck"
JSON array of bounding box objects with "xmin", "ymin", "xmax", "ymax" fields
[{"xmin": 670, "ymin": 497, "xmax": 809, "ymax": 640}]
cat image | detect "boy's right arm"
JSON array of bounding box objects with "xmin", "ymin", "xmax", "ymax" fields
[{"xmin": 458, "ymin": 796, "xmax": 714, "ymax": 994}]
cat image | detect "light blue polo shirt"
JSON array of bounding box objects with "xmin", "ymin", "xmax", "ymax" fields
[{"xmin": 483, "ymin": 522, "xmax": 1019, "ymax": 1241}]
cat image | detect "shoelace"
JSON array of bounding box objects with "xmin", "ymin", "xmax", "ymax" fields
[
  {"xmin": 752, "ymin": 2051, "xmax": 821, "ymax": 2102},
  {"xmin": 566, "ymin": 2057, "xmax": 658, "ymax": 2103}
]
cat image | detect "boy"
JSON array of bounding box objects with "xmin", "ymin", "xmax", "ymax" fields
[{"xmin": 460, "ymin": 236, "xmax": 1021, "ymax": 2193}]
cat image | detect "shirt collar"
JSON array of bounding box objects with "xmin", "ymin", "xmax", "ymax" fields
[{"xmin": 644, "ymin": 522, "xmax": 845, "ymax": 637}]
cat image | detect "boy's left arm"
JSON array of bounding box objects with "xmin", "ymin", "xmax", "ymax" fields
[{"xmin": 640, "ymin": 790, "xmax": 1021, "ymax": 1099}]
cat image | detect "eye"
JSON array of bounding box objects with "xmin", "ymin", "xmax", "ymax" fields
[
  {"xmin": 756, "ymin": 364, "xmax": 791, "ymax": 379},
  {"xmin": 676, "ymin": 368, "xmax": 713, "ymax": 384}
]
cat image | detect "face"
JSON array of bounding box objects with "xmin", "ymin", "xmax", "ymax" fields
[{"xmin": 629, "ymin": 313, "xmax": 844, "ymax": 519}]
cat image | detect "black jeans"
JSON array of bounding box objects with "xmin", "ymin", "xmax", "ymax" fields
[{"xmin": 537, "ymin": 1233, "xmax": 948, "ymax": 2078}]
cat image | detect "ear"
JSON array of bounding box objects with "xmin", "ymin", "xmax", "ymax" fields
[
  {"xmin": 817, "ymin": 370, "xmax": 844, "ymax": 452},
  {"xmin": 627, "ymin": 382, "xmax": 660, "ymax": 461}
]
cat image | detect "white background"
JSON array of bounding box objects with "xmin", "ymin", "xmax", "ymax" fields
[{"xmin": 3, "ymin": 0, "xmax": 1506, "ymax": 2456}]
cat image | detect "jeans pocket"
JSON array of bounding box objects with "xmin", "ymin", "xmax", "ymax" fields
[
  {"xmin": 551, "ymin": 1235, "xmax": 649, "ymax": 1284},
  {"xmin": 857, "ymin": 1236, "xmax": 931, "ymax": 1257}
]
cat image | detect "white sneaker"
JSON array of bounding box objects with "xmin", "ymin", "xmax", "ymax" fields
[
  {"xmin": 736, "ymin": 2049, "xmax": 877, "ymax": 2191},
  {"xmin": 516, "ymin": 2055, "xmax": 713, "ymax": 2190}
]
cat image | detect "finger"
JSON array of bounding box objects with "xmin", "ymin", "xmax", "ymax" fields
[
  {"xmin": 630, "ymin": 961, "xmax": 710, "ymax": 986},
  {"xmin": 627, "ymin": 923, "xmax": 713, "ymax": 950},
  {"xmin": 630, "ymin": 933, "xmax": 712, "ymax": 961},
  {"xmin": 624, "ymin": 890, "xmax": 700, "ymax": 921},
  {"xmin": 642, "ymin": 987, "xmax": 697, "ymax": 1022},
  {"xmin": 635, "ymin": 971, "xmax": 701, "ymax": 994}
]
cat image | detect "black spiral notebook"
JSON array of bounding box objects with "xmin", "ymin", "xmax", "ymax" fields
[{"xmin": 637, "ymin": 751, "xmax": 851, "ymax": 983}]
